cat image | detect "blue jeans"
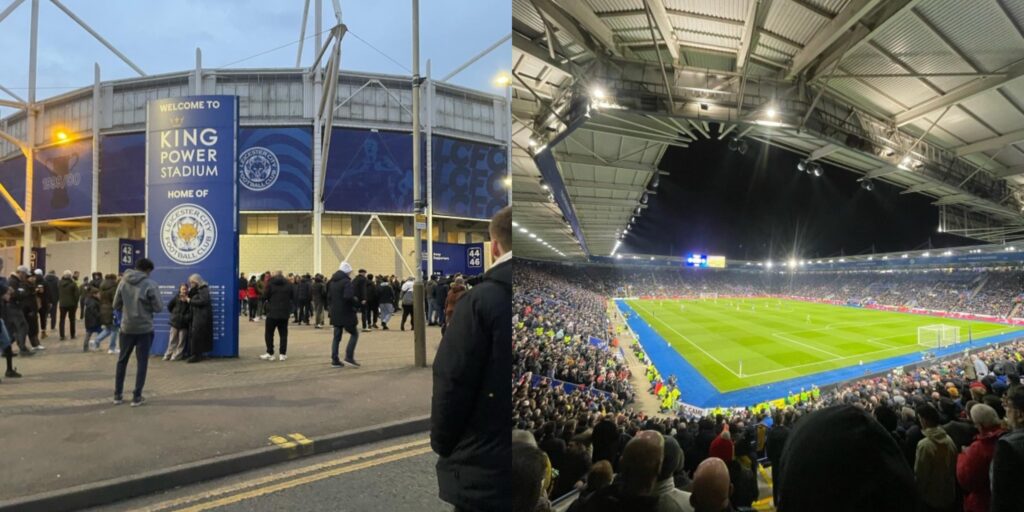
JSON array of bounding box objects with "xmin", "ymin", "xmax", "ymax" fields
[
  {"xmin": 331, "ymin": 325, "xmax": 358, "ymax": 363},
  {"xmin": 115, "ymin": 332, "xmax": 153, "ymax": 401},
  {"xmin": 95, "ymin": 325, "xmax": 120, "ymax": 350},
  {"xmin": 427, "ymin": 300, "xmax": 438, "ymax": 324}
]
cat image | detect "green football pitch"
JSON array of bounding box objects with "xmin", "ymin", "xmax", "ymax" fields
[{"xmin": 625, "ymin": 297, "xmax": 1016, "ymax": 393}]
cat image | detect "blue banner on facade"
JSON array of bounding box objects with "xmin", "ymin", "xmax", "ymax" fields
[
  {"xmin": 26, "ymin": 247, "xmax": 45, "ymax": 273},
  {"xmin": 146, "ymin": 95, "xmax": 239, "ymax": 357},
  {"xmin": 324, "ymin": 129, "xmax": 414, "ymax": 213},
  {"xmin": 422, "ymin": 241, "xmax": 485, "ymax": 277},
  {"xmin": 0, "ymin": 156, "xmax": 26, "ymax": 228},
  {"xmin": 33, "ymin": 138, "xmax": 92, "ymax": 222},
  {"xmin": 118, "ymin": 238, "xmax": 144, "ymax": 274},
  {"xmin": 431, "ymin": 136, "xmax": 507, "ymax": 219},
  {"xmin": 99, "ymin": 133, "xmax": 146, "ymax": 215},
  {"xmin": 238, "ymin": 127, "xmax": 313, "ymax": 211}
]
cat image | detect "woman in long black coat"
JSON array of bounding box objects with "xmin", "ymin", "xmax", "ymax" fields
[{"xmin": 186, "ymin": 274, "xmax": 213, "ymax": 363}]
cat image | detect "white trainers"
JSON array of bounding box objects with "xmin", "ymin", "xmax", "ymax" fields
[
  {"xmin": 259, "ymin": 353, "xmax": 275, "ymax": 361},
  {"xmin": 36, "ymin": 345, "xmax": 45, "ymax": 350},
  {"xmin": 278, "ymin": 354, "xmax": 288, "ymax": 361}
]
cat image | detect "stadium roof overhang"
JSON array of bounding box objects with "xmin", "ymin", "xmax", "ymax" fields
[{"xmin": 512, "ymin": 0, "xmax": 1024, "ymax": 260}]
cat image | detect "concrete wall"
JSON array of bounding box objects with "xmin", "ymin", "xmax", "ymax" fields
[
  {"xmin": 44, "ymin": 238, "xmax": 120, "ymax": 275},
  {"xmin": 241, "ymin": 235, "xmax": 491, "ymax": 277}
]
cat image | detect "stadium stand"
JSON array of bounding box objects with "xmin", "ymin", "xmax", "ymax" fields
[{"xmin": 513, "ymin": 259, "xmax": 1024, "ymax": 512}]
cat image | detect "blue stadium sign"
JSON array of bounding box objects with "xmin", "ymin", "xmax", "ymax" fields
[{"xmin": 146, "ymin": 95, "xmax": 239, "ymax": 357}]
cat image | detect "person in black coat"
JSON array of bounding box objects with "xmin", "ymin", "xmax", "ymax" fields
[
  {"xmin": 365, "ymin": 273, "xmax": 379, "ymax": 329},
  {"xmin": 44, "ymin": 270, "xmax": 59, "ymax": 332},
  {"xmin": 261, "ymin": 272, "xmax": 293, "ymax": 361},
  {"xmin": 377, "ymin": 277, "xmax": 395, "ymax": 330},
  {"xmin": 327, "ymin": 262, "xmax": 359, "ymax": 367},
  {"xmin": 186, "ymin": 274, "xmax": 213, "ymax": 363},
  {"xmin": 430, "ymin": 206, "xmax": 512, "ymax": 511},
  {"xmin": 352, "ymin": 269, "xmax": 369, "ymax": 332},
  {"xmin": 295, "ymin": 274, "xmax": 312, "ymax": 325},
  {"xmin": 311, "ymin": 274, "xmax": 327, "ymax": 328},
  {"xmin": 164, "ymin": 283, "xmax": 191, "ymax": 361},
  {"xmin": 434, "ymin": 277, "xmax": 451, "ymax": 327},
  {"xmin": 7, "ymin": 268, "xmax": 34, "ymax": 356}
]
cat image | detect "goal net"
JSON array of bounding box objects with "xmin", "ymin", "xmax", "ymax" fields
[
  {"xmin": 917, "ymin": 325, "xmax": 960, "ymax": 349},
  {"xmin": 699, "ymin": 293, "xmax": 718, "ymax": 301}
]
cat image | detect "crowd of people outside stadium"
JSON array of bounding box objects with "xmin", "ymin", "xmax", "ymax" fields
[
  {"xmin": 512, "ymin": 260, "xmax": 1024, "ymax": 512},
  {"xmin": 0, "ymin": 261, "xmax": 477, "ymax": 392}
]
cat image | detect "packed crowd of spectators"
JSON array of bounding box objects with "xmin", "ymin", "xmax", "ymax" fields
[{"xmin": 513, "ymin": 260, "xmax": 1024, "ymax": 512}]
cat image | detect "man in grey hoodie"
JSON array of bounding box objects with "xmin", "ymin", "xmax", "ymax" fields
[{"xmin": 112, "ymin": 258, "xmax": 163, "ymax": 406}]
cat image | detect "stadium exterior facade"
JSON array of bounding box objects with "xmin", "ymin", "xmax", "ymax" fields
[{"xmin": 0, "ymin": 67, "xmax": 510, "ymax": 277}]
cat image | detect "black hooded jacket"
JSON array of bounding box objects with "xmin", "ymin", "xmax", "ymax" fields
[{"xmin": 262, "ymin": 275, "xmax": 294, "ymax": 320}]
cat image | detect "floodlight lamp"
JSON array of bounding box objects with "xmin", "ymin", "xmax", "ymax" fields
[
  {"xmin": 811, "ymin": 164, "xmax": 823, "ymax": 177},
  {"xmin": 591, "ymin": 86, "xmax": 606, "ymax": 100},
  {"xmin": 797, "ymin": 160, "xmax": 807, "ymax": 172}
]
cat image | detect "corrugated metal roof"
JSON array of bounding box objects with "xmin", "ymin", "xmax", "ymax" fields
[
  {"xmin": 584, "ymin": 0, "xmax": 643, "ymax": 14},
  {"xmin": 915, "ymin": 0, "xmax": 1024, "ymax": 73},
  {"xmin": 669, "ymin": 13, "xmax": 745, "ymax": 39},
  {"xmin": 665, "ymin": 0, "xmax": 751, "ymax": 22},
  {"xmin": 763, "ymin": 0, "xmax": 830, "ymax": 46},
  {"xmin": 602, "ymin": 13, "xmax": 649, "ymax": 31},
  {"xmin": 754, "ymin": 43, "xmax": 792, "ymax": 63},
  {"xmin": 682, "ymin": 49, "xmax": 736, "ymax": 71},
  {"xmin": 870, "ymin": 13, "xmax": 974, "ymax": 93},
  {"xmin": 960, "ymin": 90, "xmax": 1024, "ymax": 136},
  {"xmin": 802, "ymin": 0, "xmax": 850, "ymax": 17},
  {"xmin": 678, "ymin": 31, "xmax": 740, "ymax": 50},
  {"xmin": 512, "ymin": 0, "xmax": 545, "ymax": 33},
  {"xmin": 757, "ymin": 33, "xmax": 800, "ymax": 58},
  {"xmin": 827, "ymin": 77, "xmax": 905, "ymax": 115}
]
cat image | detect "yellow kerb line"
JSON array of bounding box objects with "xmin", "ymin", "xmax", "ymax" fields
[
  {"xmin": 173, "ymin": 446, "xmax": 435, "ymax": 512},
  {"xmin": 137, "ymin": 438, "xmax": 431, "ymax": 512}
]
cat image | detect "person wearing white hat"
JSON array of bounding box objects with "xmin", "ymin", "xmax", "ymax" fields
[{"xmin": 327, "ymin": 261, "xmax": 360, "ymax": 368}]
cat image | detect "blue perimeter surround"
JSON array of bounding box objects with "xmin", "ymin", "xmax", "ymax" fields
[{"xmin": 615, "ymin": 299, "xmax": 1024, "ymax": 408}]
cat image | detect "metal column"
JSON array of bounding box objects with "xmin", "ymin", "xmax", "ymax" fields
[
  {"xmin": 426, "ymin": 59, "xmax": 433, "ymax": 278},
  {"xmin": 312, "ymin": 0, "xmax": 323, "ymax": 274},
  {"xmin": 90, "ymin": 63, "xmax": 99, "ymax": 271},
  {"xmin": 411, "ymin": 0, "xmax": 426, "ymax": 368},
  {"xmin": 23, "ymin": 0, "xmax": 37, "ymax": 267}
]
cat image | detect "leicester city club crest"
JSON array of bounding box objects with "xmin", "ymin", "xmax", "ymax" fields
[
  {"xmin": 239, "ymin": 146, "xmax": 279, "ymax": 191},
  {"xmin": 160, "ymin": 203, "xmax": 217, "ymax": 265}
]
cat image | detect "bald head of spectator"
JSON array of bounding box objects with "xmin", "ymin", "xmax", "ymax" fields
[
  {"xmin": 619, "ymin": 430, "xmax": 663, "ymax": 496},
  {"xmin": 690, "ymin": 457, "xmax": 731, "ymax": 512}
]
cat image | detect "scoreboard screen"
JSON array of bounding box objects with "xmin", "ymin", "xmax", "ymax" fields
[
  {"xmin": 685, "ymin": 254, "xmax": 726, "ymax": 268},
  {"xmin": 685, "ymin": 254, "xmax": 708, "ymax": 267}
]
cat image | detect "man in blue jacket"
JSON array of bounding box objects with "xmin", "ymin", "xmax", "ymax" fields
[
  {"xmin": 431, "ymin": 206, "xmax": 511, "ymax": 511},
  {"xmin": 112, "ymin": 258, "xmax": 163, "ymax": 406}
]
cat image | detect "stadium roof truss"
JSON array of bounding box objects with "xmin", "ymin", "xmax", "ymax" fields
[{"xmin": 512, "ymin": 0, "xmax": 1024, "ymax": 260}]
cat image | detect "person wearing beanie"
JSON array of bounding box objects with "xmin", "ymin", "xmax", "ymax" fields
[
  {"xmin": 991, "ymin": 384, "xmax": 1024, "ymax": 512},
  {"xmin": 653, "ymin": 435, "xmax": 694, "ymax": 512},
  {"xmin": 327, "ymin": 261, "xmax": 360, "ymax": 368},
  {"xmin": 776, "ymin": 405, "xmax": 917, "ymax": 512},
  {"xmin": 914, "ymin": 403, "xmax": 957, "ymax": 512}
]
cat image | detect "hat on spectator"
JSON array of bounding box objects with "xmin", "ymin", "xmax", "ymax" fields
[
  {"xmin": 776, "ymin": 404, "xmax": 915, "ymax": 512},
  {"xmin": 339, "ymin": 261, "xmax": 352, "ymax": 273}
]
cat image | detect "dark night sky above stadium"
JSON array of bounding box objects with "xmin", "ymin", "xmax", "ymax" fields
[{"xmin": 622, "ymin": 137, "xmax": 974, "ymax": 261}]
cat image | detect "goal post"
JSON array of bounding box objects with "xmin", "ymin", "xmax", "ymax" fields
[
  {"xmin": 917, "ymin": 324, "xmax": 961, "ymax": 349},
  {"xmin": 699, "ymin": 292, "xmax": 718, "ymax": 302}
]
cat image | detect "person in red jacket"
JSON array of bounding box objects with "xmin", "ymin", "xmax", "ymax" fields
[{"xmin": 956, "ymin": 403, "xmax": 1005, "ymax": 512}]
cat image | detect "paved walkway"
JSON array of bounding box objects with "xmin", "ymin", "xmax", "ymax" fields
[{"xmin": 0, "ymin": 317, "xmax": 442, "ymax": 502}]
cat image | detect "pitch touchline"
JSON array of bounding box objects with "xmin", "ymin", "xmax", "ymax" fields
[
  {"xmin": 740, "ymin": 345, "xmax": 909, "ymax": 378},
  {"xmin": 632, "ymin": 302, "xmax": 742, "ymax": 378}
]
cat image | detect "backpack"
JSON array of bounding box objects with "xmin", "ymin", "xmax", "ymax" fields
[{"xmin": 401, "ymin": 289, "xmax": 414, "ymax": 306}]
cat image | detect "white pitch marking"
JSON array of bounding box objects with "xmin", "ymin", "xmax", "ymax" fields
[{"xmin": 632, "ymin": 302, "xmax": 741, "ymax": 378}]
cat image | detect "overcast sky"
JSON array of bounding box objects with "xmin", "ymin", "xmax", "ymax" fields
[{"xmin": 0, "ymin": 0, "xmax": 510, "ymax": 116}]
